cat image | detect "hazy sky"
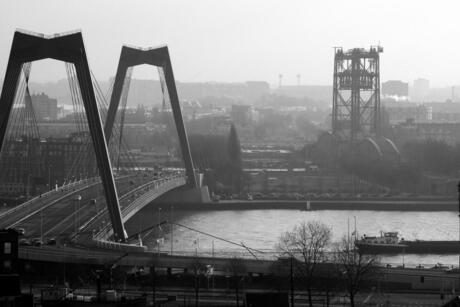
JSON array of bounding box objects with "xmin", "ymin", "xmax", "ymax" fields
[{"xmin": 1, "ymin": 0, "xmax": 460, "ymax": 87}]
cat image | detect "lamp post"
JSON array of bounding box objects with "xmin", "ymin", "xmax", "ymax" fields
[
  {"xmin": 48, "ymin": 165, "xmax": 51, "ymax": 191},
  {"xmin": 157, "ymin": 207, "xmax": 162, "ymax": 255},
  {"xmin": 74, "ymin": 195, "xmax": 82, "ymax": 234},
  {"xmin": 457, "ymin": 182, "xmax": 460, "ymax": 293},
  {"xmin": 40, "ymin": 203, "xmax": 43, "ymax": 244},
  {"xmin": 170, "ymin": 205, "xmax": 173, "ymax": 255}
]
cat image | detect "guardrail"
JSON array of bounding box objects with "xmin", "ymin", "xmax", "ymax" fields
[
  {"xmin": 91, "ymin": 238, "xmax": 147, "ymax": 252},
  {"xmin": 0, "ymin": 174, "xmax": 137, "ymax": 228},
  {"xmin": 0, "ymin": 177, "xmax": 100, "ymax": 220},
  {"xmin": 122, "ymin": 175, "xmax": 186, "ymax": 221},
  {"xmin": 92, "ymin": 174, "xmax": 186, "ymax": 241}
]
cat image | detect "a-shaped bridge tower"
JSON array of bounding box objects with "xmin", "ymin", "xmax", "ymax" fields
[
  {"xmin": 105, "ymin": 45, "xmax": 197, "ymax": 188},
  {"xmin": 0, "ymin": 30, "xmax": 127, "ymax": 241}
]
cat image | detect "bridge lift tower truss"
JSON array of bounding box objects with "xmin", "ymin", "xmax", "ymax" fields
[
  {"xmin": 332, "ymin": 46, "xmax": 383, "ymax": 141},
  {"xmin": 105, "ymin": 45, "xmax": 198, "ymax": 188},
  {"xmin": 0, "ymin": 30, "xmax": 127, "ymax": 242}
]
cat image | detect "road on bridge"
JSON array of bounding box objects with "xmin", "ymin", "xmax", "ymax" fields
[{"xmin": 2, "ymin": 174, "xmax": 152, "ymax": 243}]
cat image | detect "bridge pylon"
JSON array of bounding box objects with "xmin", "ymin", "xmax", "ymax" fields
[
  {"xmin": 0, "ymin": 30, "xmax": 127, "ymax": 242},
  {"xmin": 105, "ymin": 45, "xmax": 198, "ymax": 188}
]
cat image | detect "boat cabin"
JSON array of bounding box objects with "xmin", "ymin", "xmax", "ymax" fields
[{"xmin": 360, "ymin": 231, "xmax": 399, "ymax": 244}]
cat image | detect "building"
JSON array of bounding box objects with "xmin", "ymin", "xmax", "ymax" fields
[
  {"xmin": 231, "ymin": 104, "xmax": 255, "ymax": 126},
  {"xmin": 0, "ymin": 132, "xmax": 97, "ymax": 198},
  {"xmin": 383, "ymin": 103, "xmax": 432, "ymax": 124},
  {"xmin": 411, "ymin": 79, "xmax": 430, "ymax": 102},
  {"xmin": 392, "ymin": 119, "xmax": 460, "ymax": 145},
  {"xmin": 187, "ymin": 115, "xmax": 232, "ymax": 135},
  {"xmin": 382, "ymin": 80, "xmax": 409, "ymax": 98},
  {"xmin": 31, "ymin": 93, "xmax": 58, "ymax": 121},
  {"xmin": 116, "ymin": 79, "xmax": 270, "ymax": 107},
  {"xmin": 274, "ymin": 85, "xmax": 332, "ymax": 103},
  {"xmin": 426, "ymin": 102, "xmax": 460, "ymax": 122},
  {"xmin": 0, "ymin": 229, "xmax": 21, "ymax": 301},
  {"xmin": 0, "ymin": 229, "xmax": 32, "ymax": 306}
]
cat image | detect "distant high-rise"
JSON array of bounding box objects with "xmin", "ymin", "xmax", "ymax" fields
[
  {"xmin": 412, "ymin": 78, "xmax": 430, "ymax": 102},
  {"xmin": 31, "ymin": 93, "xmax": 58, "ymax": 121},
  {"xmin": 382, "ymin": 80, "xmax": 408, "ymax": 98},
  {"xmin": 231, "ymin": 104, "xmax": 255, "ymax": 126}
]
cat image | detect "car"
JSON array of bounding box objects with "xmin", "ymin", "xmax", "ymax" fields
[
  {"xmin": 90, "ymin": 199, "xmax": 97, "ymax": 205},
  {"xmin": 268, "ymin": 193, "xmax": 280, "ymax": 199},
  {"xmin": 19, "ymin": 238, "xmax": 31, "ymax": 246},
  {"xmin": 445, "ymin": 267, "xmax": 460, "ymax": 274},
  {"xmin": 16, "ymin": 228, "xmax": 25, "ymax": 236},
  {"xmin": 46, "ymin": 238, "xmax": 57, "ymax": 246},
  {"xmin": 431, "ymin": 263, "xmax": 449, "ymax": 270},
  {"xmin": 31, "ymin": 238, "xmax": 43, "ymax": 246}
]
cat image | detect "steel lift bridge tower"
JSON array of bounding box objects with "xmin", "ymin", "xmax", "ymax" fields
[{"xmin": 332, "ymin": 46, "xmax": 383, "ymax": 141}]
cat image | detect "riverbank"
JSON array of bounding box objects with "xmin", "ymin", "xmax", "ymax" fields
[{"xmin": 164, "ymin": 198, "xmax": 458, "ymax": 211}]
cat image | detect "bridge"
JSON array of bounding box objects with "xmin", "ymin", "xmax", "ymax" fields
[{"xmin": 0, "ymin": 29, "xmax": 206, "ymax": 253}]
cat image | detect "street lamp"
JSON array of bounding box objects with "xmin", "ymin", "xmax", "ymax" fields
[
  {"xmin": 457, "ymin": 182, "xmax": 460, "ymax": 294},
  {"xmin": 40, "ymin": 202, "xmax": 44, "ymax": 245},
  {"xmin": 91, "ymin": 198, "xmax": 98, "ymax": 215},
  {"xmin": 170, "ymin": 205, "xmax": 173, "ymax": 255},
  {"xmin": 74, "ymin": 195, "xmax": 82, "ymax": 234},
  {"xmin": 157, "ymin": 207, "xmax": 162, "ymax": 255}
]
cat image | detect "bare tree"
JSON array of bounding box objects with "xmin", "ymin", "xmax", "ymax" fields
[
  {"xmin": 278, "ymin": 221, "xmax": 332, "ymax": 307},
  {"xmin": 225, "ymin": 257, "xmax": 247, "ymax": 307},
  {"xmin": 190, "ymin": 258, "xmax": 206, "ymax": 307},
  {"xmin": 333, "ymin": 236, "xmax": 381, "ymax": 307}
]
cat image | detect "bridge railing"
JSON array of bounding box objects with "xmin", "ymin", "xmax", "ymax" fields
[
  {"xmin": 0, "ymin": 174, "xmax": 137, "ymax": 228},
  {"xmin": 90, "ymin": 238, "xmax": 147, "ymax": 252},
  {"xmin": 166, "ymin": 249, "xmax": 278, "ymax": 261},
  {"xmin": 0, "ymin": 177, "xmax": 100, "ymax": 220},
  {"xmin": 91, "ymin": 174, "xmax": 186, "ymax": 241},
  {"xmin": 121, "ymin": 175, "xmax": 186, "ymax": 220}
]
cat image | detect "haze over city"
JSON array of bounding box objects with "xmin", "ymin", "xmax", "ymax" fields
[
  {"xmin": 1, "ymin": 1, "xmax": 460, "ymax": 306},
  {"xmin": 1, "ymin": 0, "xmax": 460, "ymax": 86}
]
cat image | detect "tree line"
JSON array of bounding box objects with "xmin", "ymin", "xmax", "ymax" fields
[
  {"xmin": 338, "ymin": 138, "xmax": 460, "ymax": 193},
  {"xmin": 189, "ymin": 123, "xmax": 244, "ymax": 194}
]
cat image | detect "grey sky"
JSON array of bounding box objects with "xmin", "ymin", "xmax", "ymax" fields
[{"xmin": 0, "ymin": 0, "xmax": 459, "ymax": 87}]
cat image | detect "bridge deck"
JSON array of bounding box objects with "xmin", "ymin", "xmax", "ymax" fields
[{"xmin": 0, "ymin": 173, "xmax": 186, "ymax": 244}]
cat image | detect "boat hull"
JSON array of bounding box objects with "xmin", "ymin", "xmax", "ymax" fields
[{"xmin": 356, "ymin": 240, "xmax": 459, "ymax": 254}]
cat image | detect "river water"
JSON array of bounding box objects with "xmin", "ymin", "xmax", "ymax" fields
[{"xmin": 133, "ymin": 208, "xmax": 459, "ymax": 267}]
